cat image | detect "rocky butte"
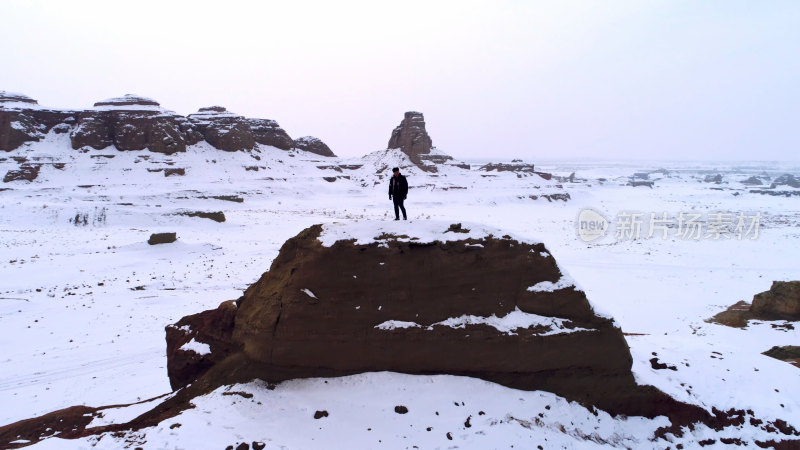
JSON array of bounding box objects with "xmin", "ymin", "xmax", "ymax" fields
[{"xmin": 387, "ymin": 111, "xmax": 468, "ymax": 171}]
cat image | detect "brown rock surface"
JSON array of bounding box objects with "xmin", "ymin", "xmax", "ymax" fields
[
  {"xmin": 708, "ymin": 281, "xmax": 800, "ymax": 327},
  {"xmin": 70, "ymin": 95, "xmax": 192, "ymax": 154},
  {"xmin": 388, "ymin": 111, "xmax": 432, "ymax": 159},
  {"xmin": 248, "ymin": 118, "xmax": 294, "ymax": 150},
  {"xmin": 0, "ymin": 405, "xmax": 98, "ymax": 446},
  {"xmin": 762, "ymin": 346, "xmax": 800, "ymax": 369},
  {"xmin": 2, "ymin": 92, "xmax": 335, "ymax": 155},
  {"xmin": 166, "ymin": 300, "xmax": 240, "ymax": 390},
  {"xmin": 187, "ymin": 107, "xmax": 255, "ymax": 152},
  {"xmin": 3, "ymin": 164, "xmax": 41, "ymax": 183},
  {"xmin": 3, "ymin": 163, "xmax": 42, "ymax": 183},
  {"xmin": 148, "ymin": 232, "xmax": 177, "ymax": 245},
  {"xmin": 69, "ymin": 111, "xmax": 114, "ymax": 150},
  {"xmin": 1, "ymin": 91, "xmax": 77, "ymax": 151},
  {"xmin": 752, "ymin": 281, "xmax": 800, "ymax": 319},
  {"xmin": 293, "ymin": 136, "xmax": 335, "ymax": 157},
  {"xmin": 385, "ymin": 112, "xmax": 466, "ymax": 171}
]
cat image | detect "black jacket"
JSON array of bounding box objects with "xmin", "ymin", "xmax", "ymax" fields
[{"xmin": 389, "ymin": 174, "xmax": 408, "ymax": 199}]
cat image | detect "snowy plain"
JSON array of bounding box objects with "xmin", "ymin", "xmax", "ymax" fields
[{"xmin": 0, "ymin": 132, "xmax": 799, "ymax": 449}]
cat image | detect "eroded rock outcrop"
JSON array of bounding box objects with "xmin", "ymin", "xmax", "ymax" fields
[
  {"xmin": 293, "ymin": 136, "xmax": 335, "ymax": 157},
  {"xmin": 478, "ymin": 161, "xmax": 552, "ymax": 179},
  {"xmin": 0, "ymin": 91, "xmax": 77, "ymax": 151},
  {"xmin": 70, "ymin": 95, "xmax": 198, "ymax": 154},
  {"xmin": 3, "ymin": 163, "xmax": 41, "ymax": 183},
  {"xmin": 165, "ymin": 221, "xmax": 675, "ymax": 416},
  {"xmin": 2, "ymin": 92, "xmax": 331, "ymax": 155},
  {"xmin": 752, "ymin": 281, "xmax": 800, "ymax": 319},
  {"xmin": 709, "ymin": 281, "xmax": 800, "ymax": 327},
  {"xmin": 479, "ymin": 162, "xmax": 536, "ymax": 174},
  {"xmin": 741, "ymin": 176, "xmax": 764, "ymax": 186},
  {"xmin": 248, "ymin": 118, "xmax": 294, "ymax": 150},
  {"xmin": 771, "ymin": 174, "xmax": 800, "ymax": 189},
  {"xmin": 388, "ymin": 111, "xmax": 432, "ymax": 159},
  {"xmin": 187, "ymin": 106, "xmax": 255, "ymax": 152},
  {"xmin": 762, "ymin": 346, "xmax": 800, "ymax": 369},
  {"xmin": 386, "ymin": 112, "xmax": 467, "ymax": 171}
]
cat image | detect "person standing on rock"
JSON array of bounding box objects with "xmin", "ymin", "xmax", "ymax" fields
[{"xmin": 389, "ymin": 167, "xmax": 408, "ymax": 220}]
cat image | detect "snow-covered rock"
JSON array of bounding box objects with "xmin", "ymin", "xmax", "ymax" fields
[
  {"xmin": 293, "ymin": 135, "xmax": 335, "ymax": 157},
  {"xmin": 166, "ymin": 220, "xmax": 666, "ymax": 419}
]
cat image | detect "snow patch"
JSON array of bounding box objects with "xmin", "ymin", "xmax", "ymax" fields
[
  {"xmin": 375, "ymin": 308, "xmax": 590, "ymax": 336},
  {"xmin": 179, "ymin": 338, "xmax": 211, "ymax": 356},
  {"xmin": 375, "ymin": 320, "xmax": 421, "ymax": 330},
  {"xmin": 432, "ymin": 307, "xmax": 590, "ymax": 336},
  {"xmin": 527, "ymin": 275, "xmax": 576, "ymax": 292}
]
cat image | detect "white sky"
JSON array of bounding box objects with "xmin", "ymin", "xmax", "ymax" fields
[{"xmin": 2, "ymin": 0, "xmax": 799, "ymax": 160}]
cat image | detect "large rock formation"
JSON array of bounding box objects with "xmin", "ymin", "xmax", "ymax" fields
[
  {"xmin": 388, "ymin": 111, "xmax": 433, "ymax": 160},
  {"xmin": 0, "ymin": 91, "xmax": 77, "ymax": 151},
  {"xmin": 293, "ymin": 136, "xmax": 335, "ymax": 157},
  {"xmin": 186, "ymin": 106, "xmax": 255, "ymax": 152},
  {"xmin": 165, "ymin": 221, "xmax": 673, "ymax": 416},
  {"xmin": 71, "ymin": 95, "xmax": 199, "ymax": 154},
  {"xmin": 709, "ymin": 281, "xmax": 800, "ymax": 327},
  {"xmin": 247, "ymin": 118, "xmax": 294, "ymax": 150},
  {"xmin": 386, "ymin": 111, "xmax": 466, "ymax": 171},
  {"xmin": 1, "ymin": 91, "xmax": 331, "ymax": 155},
  {"xmin": 752, "ymin": 281, "xmax": 800, "ymax": 319}
]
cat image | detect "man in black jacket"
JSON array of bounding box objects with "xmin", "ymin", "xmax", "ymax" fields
[{"xmin": 388, "ymin": 167, "xmax": 408, "ymax": 220}]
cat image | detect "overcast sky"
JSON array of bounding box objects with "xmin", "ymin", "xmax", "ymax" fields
[{"xmin": 2, "ymin": 0, "xmax": 799, "ymax": 161}]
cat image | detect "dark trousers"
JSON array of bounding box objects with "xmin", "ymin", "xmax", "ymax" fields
[{"xmin": 393, "ymin": 197, "xmax": 407, "ymax": 219}]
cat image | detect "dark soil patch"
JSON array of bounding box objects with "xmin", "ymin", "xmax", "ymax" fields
[
  {"xmin": 650, "ymin": 358, "xmax": 678, "ymax": 371},
  {"xmin": 445, "ymin": 223, "xmax": 469, "ymax": 233},
  {"xmin": 222, "ymin": 391, "xmax": 254, "ymax": 399},
  {"xmin": 199, "ymin": 195, "xmax": 244, "ymax": 203},
  {"xmin": 178, "ymin": 211, "xmax": 226, "ymax": 223}
]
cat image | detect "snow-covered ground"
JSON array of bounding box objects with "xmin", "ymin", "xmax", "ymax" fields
[{"xmin": 1, "ymin": 132, "xmax": 799, "ymax": 448}]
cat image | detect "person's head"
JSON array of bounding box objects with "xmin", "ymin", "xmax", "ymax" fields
[{"xmin": 392, "ymin": 167, "xmax": 400, "ymax": 177}]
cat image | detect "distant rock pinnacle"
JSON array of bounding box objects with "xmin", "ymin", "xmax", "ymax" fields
[{"xmin": 387, "ymin": 111, "xmax": 433, "ymax": 160}]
